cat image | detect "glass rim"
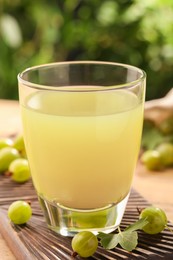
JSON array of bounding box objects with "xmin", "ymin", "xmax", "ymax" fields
[{"xmin": 18, "ymin": 61, "xmax": 146, "ymax": 92}]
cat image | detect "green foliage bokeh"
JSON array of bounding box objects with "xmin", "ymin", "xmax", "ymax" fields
[{"xmin": 0, "ymin": 0, "xmax": 173, "ymax": 100}]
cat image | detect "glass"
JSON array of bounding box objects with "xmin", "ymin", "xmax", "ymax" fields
[{"xmin": 18, "ymin": 61, "xmax": 146, "ymax": 236}]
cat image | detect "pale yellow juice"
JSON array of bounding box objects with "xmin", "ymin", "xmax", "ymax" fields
[{"xmin": 21, "ymin": 88, "xmax": 143, "ymax": 209}]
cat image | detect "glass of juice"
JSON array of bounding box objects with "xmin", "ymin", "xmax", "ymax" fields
[{"xmin": 18, "ymin": 61, "xmax": 146, "ymax": 236}]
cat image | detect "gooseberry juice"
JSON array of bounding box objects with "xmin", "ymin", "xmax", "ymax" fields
[{"xmin": 21, "ymin": 89, "xmax": 143, "ymax": 209}]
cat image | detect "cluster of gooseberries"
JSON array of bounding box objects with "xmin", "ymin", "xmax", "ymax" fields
[
  {"xmin": 4, "ymin": 135, "xmax": 171, "ymax": 257},
  {"xmin": 141, "ymin": 142, "xmax": 173, "ymax": 171},
  {"xmin": 141, "ymin": 116, "xmax": 173, "ymax": 171},
  {"xmin": 71, "ymin": 206, "xmax": 168, "ymax": 258},
  {"xmin": 0, "ymin": 136, "xmax": 32, "ymax": 224},
  {"xmin": 0, "ymin": 135, "xmax": 30, "ymax": 183},
  {"xmin": 8, "ymin": 201, "xmax": 168, "ymax": 258}
]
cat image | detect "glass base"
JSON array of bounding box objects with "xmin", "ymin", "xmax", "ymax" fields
[{"xmin": 38, "ymin": 193, "xmax": 129, "ymax": 237}]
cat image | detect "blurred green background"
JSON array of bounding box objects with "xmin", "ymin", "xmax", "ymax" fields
[{"xmin": 0, "ymin": 0, "xmax": 173, "ymax": 100}]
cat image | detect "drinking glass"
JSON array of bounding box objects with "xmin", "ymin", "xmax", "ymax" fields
[{"xmin": 18, "ymin": 61, "xmax": 146, "ymax": 236}]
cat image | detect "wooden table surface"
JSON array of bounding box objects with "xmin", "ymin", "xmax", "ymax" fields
[{"xmin": 0, "ymin": 99, "xmax": 173, "ymax": 260}]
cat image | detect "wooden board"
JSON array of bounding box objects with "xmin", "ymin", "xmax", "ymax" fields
[{"xmin": 0, "ymin": 175, "xmax": 173, "ymax": 260}]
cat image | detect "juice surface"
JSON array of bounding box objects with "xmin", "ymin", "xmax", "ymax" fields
[{"xmin": 21, "ymin": 88, "xmax": 143, "ymax": 209}]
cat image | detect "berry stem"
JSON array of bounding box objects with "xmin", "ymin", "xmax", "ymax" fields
[
  {"xmin": 166, "ymin": 225, "xmax": 173, "ymax": 233},
  {"xmin": 71, "ymin": 251, "xmax": 78, "ymax": 257},
  {"xmin": 137, "ymin": 207, "xmax": 144, "ymax": 215},
  {"xmin": 4, "ymin": 171, "xmax": 12, "ymax": 177},
  {"xmin": 118, "ymin": 226, "xmax": 121, "ymax": 234}
]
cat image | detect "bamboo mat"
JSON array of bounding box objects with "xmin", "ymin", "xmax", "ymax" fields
[{"xmin": 0, "ymin": 175, "xmax": 173, "ymax": 260}]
